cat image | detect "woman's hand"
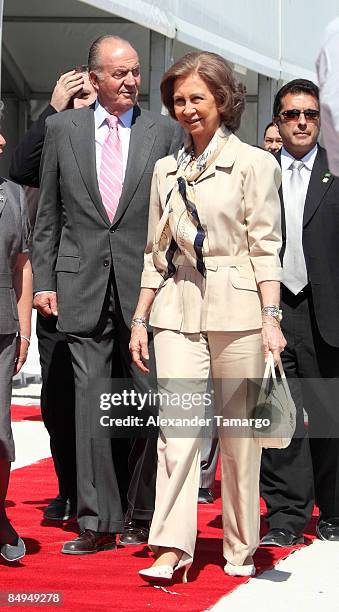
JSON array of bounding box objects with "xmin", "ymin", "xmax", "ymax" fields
[
  {"xmin": 129, "ymin": 325, "xmax": 150, "ymax": 374},
  {"xmin": 261, "ymin": 319, "xmax": 287, "ymax": 365},
  {"xmin": 13, "ymin": 336, "xmax": 30, "ymax": 375},
  {"xmin": 258, "ymin": 281, "xmax": 286, "ymax": 365},
  {"xmin": 13, "ymin": 254, "xmax": 32, "ymax": 374},
  {"xmin": 129, "ymin": 288, "xmax": 157, "ymax": 373}
]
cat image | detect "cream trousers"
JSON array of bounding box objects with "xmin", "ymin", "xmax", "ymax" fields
[{"xmin": 149, "ymin": 328, "xmax": 265, "ymax": 566}]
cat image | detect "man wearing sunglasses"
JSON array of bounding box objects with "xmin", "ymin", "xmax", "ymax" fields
[{"xmin": 260, "ymin": 78, "xmax": 339, "ymax": 546}]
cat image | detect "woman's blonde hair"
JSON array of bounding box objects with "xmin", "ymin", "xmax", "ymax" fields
[{"xmin": 160, "ymin": 51, "xmax": 246, "ymax": 131}]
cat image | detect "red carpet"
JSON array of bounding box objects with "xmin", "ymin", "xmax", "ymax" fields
[
  {"xmin": 3, "ymin": 406, "xmax": 317, "ymax": 611},
  {"xmin": 11, "ymin": 404, "xmax": 42, "ymax": 422}
]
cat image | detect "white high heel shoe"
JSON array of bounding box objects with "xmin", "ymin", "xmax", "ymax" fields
[
  {"xmin": 224, "ymin": 561, "xmax": 256, "ymax": 577},
  {"xmin": 139, "ymin": 555, "xmax": 192, "ymax": 585}
]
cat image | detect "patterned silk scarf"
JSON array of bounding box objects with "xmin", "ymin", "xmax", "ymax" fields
[{"xmin": 152, "ymin": 124, "xmax": 230, "ymax": 280}]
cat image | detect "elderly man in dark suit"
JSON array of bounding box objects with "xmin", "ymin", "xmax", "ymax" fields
[
  {"xmin": 33, "ymin": 35, "xmax": 181, "ymax": 554},
  {"xmin": 260, "ymin": 79, "xmax": 339, "ymax": 547}
]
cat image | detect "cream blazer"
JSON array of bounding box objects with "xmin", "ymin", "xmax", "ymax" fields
[{"xmin": 141, "ymin": 132, "xmax": 283, "ymax": 333}]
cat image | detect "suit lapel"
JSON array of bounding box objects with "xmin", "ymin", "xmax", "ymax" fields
[
  {"xmin": 69, "ymin": 108, "xmax": 110, "ymax": 225},
  {"xmin": 279, "ymin": 184, "xmax": 286, "ymax": 240},
  {"xmin": 303, "ymin": 145, "xmax": 333, "ymax": 227},
  {"xmin": 113, "ymin": 107, "xmax": 156, "ymax": 224},
  {"xmin": 275, "ymin": 151, "xmax": 286, "ymax": 240},
  {"xmin": 0, "ymin": 182, "xmax": 7, "ymax": 217}
]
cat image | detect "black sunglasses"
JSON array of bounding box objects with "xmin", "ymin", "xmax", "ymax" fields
[{"xmin": 278, "ymin": 108, "xmax": 320, "ymax": 122}]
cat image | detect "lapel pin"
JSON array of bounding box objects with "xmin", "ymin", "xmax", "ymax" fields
[{"xmin": 322, "ymin": 171, "xmax": 332, "ymax": 183}]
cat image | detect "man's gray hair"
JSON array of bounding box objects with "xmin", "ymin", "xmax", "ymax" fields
[{"xmin": 88, "ymin": 35, "xmax": 137, "ymax": 78}]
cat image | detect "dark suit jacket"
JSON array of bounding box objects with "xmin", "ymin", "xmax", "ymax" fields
[
  {"xmin": 32, "ymin": 105, "xmax": 182, "ymax": 334},
  {"xmin": 9, "ymin": 105, "xmax": 57, "ymax": 188},
  {"xmin": 278, "ymin": 145, "xmax": 339, "ymax": 347}
]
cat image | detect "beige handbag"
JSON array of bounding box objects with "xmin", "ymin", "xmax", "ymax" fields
[{"xmin": 253, "ymin": 351, "xmax": 296, "ymax": 449}]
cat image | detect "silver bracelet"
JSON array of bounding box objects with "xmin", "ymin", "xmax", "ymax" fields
[
  {"xmin": 261, "ymin": 305, "xmax": 282, "ymax": 322},
  {"xmin": 131, "ymin": 317, "xmax": 148, "ymax": 329},
  {"xmin": 20, "ymin": 334, "xmax": 31, "ymax": 344}
]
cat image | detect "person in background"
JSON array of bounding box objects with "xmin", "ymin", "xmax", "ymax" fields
[
  {"xmin": 130, "ymin": 51, "xmax": 284, "ymax": 583},
  {"xmin": 10, "ymin": 66, "xmax": 96, "ymax": 191},
  {"xmin": 316, "ymin": 17, "xmax": 339, "ymax": 177},
  {"xmin": 198, "ymin": 383, "xmax": 218, "ymax": 504},
  {"xmin": 0, "ymin": 104, "xmax": 32, "ymax": 561},
  {"xmin": 9, "ymin": 67, "xmax": 96, "ymax": 522},
  {"xmin": 263, "ymin": 122, "xmax": 283, "ymax": 153}
]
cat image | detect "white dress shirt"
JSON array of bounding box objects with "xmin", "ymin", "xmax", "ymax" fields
[
  {"xmin": 316, "ymin": 17, "xmax": 339, "ymax": 177},
  {"xmin": 94, "ymin": 101, "xmax": 133, "ymax": 179},
  {"xmin": 281, "ymin": 144, "xmax": 318, "ymax": 290},
  {"xmin": 281, "ymin": 144, "xmax": 318, "ymax": 197}
]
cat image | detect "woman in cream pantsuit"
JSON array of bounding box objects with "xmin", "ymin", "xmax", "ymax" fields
[{"xmin": 130, "ymin": 52, "xmax": 286, "ymax": 583}]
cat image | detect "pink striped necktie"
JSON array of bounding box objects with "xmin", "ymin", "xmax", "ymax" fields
[{"xmin": 98, "ymin": 114, "xmax": 123, "ymax": 223}]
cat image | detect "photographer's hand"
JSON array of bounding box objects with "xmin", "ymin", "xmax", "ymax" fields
[{"xmin": 50, "ymin": 70, "xmax": 84, "ymax": 112}]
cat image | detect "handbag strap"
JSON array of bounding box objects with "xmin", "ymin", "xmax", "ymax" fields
[{"xmin": 263, "ymin": 351, "xmax": 286, "ymax": 380}]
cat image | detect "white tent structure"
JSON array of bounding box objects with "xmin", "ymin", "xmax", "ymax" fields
[
  {"xmin": 1, "ymin": 0, "xmax": 338, "ymax": 380},
  {"xmin": 1, "ymin": 0, "xmax": 339, "ymax": 176}
]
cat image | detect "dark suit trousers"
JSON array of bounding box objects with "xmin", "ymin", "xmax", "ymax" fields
[
  {"xmin": 261, "ymin": 286, "xmax": 339, "ymax": 533},
  {"xmin": 37, "ymin": 313, "xmax": 77, "ymax": 504},
  {"xmin": 66, "ymin": 273, "xmax": 158, "ymax": 533}
]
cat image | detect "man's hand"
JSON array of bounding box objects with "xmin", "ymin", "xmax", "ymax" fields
[
  {"xmin": 50, "ymin": 70, "xmax": 85, "ymax": 112},
  {"xmin": 33, "ymin": 292, "xmax": 58, "ymax": 317}
]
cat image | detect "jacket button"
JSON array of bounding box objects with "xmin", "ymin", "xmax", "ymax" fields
[
  {"xmin": 109, "ymin": 227, "xmax": 115, "ymax": 233},
  {"xmin": 103, "ymin": 260, "xmax": 110, "ymax": 267}
]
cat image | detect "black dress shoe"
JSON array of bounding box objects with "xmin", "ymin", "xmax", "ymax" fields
[
  {"xmin": 119, "ymin": 520, "xmax": 149, "ymax": 545},
  {"xmin": 260, "ymin": 528, "xmax": 304, "ymax": 547},
  {"xmin": 198, "ymin": 488, "xmax": 214, "ymax": 504},
  {"xmin": 61, "ymin": 530, "xmax": 116, "ymax": 554},
  {"xmin": 316, "ymin": 517, "xmax": 339, "ymax": 541},
  {"xmin": 44, "ymin": 495, "xmax": 76, "ymax": 521}
]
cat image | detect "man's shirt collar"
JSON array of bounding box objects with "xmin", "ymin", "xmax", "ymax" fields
[
  {"xmin": 281, "ymin": 143, "xmax": 318, "ymax": 171},
  {"xmin": 94, "ymin": 100, "xmax": 134, "ymax": 129}
]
